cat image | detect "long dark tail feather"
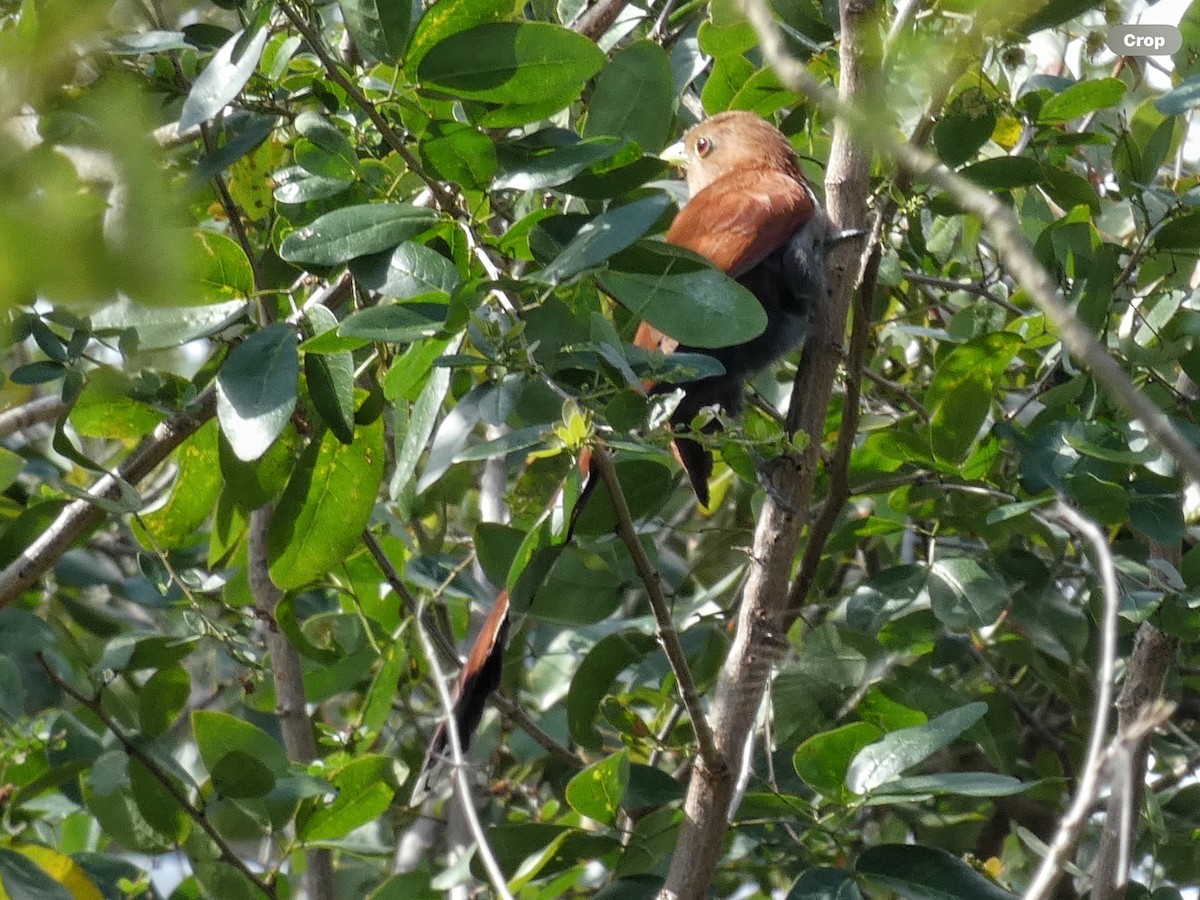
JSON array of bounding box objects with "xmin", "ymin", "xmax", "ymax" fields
[{"xmin": 672, "ymin": 436, "xmax": 712, "ymax": 508}]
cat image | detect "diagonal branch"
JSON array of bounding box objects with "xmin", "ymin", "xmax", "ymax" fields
[
  {"xmin": 590, "ymin": 447, "xmax": 721, "ymax": 772},
  {"xmin": 0, "ymin": 390, "xmax": 217, "ymax": 608},
  {"xmin": 37, "ymin": 653, "xmax": 277, "ymax": 899}
]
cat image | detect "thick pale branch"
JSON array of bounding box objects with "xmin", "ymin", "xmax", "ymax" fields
[
  {"xmin": 249, "ymin": 508, "xmax": 334, "ymax": 900},
  {"xmin": 0, "ymin": 390, "xmax": 216, "ymax": 608},
  {"xmin": 658, "ymin": 2, "xmax": 878, "ymax": 897}
]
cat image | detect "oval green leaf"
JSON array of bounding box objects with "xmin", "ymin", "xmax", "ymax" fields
[
  {"xmin": 846, "ymin": 702, "xmax": 988, "ymax": 794},
  {"xmin": 216, "ymin": 323, "xmax": 299, "ymax": 462},
  {"xmin": 418, "ymin": 21, "xmax": 603, "ymax": 106},
  {"xmin": 855, "ymin": 844, "xmax": 1017, "ymax": 900},
  {"xmin": 279, "ymin": 204, "xmax": 439, "ymax": 267},
  {"xmin": 565, "ymin": 750, "xmax": 629, "ymax": 826},
  {"xmin": 267, "ymin": 416, "xmax": 385, "ymax": 590},
  {"xmin": 598, "ymin": 243, "xmax": 766, "ymax": 349}
]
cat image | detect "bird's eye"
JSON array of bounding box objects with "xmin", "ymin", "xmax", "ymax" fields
[{"xmin": 694, "ymin": 136, "xmax": 713, "ymax": 157}]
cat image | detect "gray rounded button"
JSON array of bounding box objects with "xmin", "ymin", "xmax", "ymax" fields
[{"xmin": 1106, "ymin": 24, "xmax": 1183, "ymax": 56}]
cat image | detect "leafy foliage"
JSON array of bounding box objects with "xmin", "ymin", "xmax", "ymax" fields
[{"xmin": 1, "ymin": 0, "xmax": 1200, "ymax": 898}]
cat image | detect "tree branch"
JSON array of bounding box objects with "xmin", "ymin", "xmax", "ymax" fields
[
  {"xmin": 1023, "ymin": 502, "xmax": 1126, "ymax": 900},
  {"xmin": 249, "ymin": 507, "xmax": 334, "ymax": 900},
  {"xmin": 590, "ymin": 447, "xmax": 721, "ymax": 772},
  {"xmin": 744, "ymin": 0, "xmax": 1200, "ymax": 486},
  {"xmin": 36, "ymin": 653, "xmax": 277, "ymax": 899},
  {"xmin": 657, "ymin": 2, "xmax": 879, "ymax": 896},
  {"xmin": 0, "ymin": 395, "xmax": 69, "ymax": 440},
  {"xmin": 0, "ymin": 390, "xmax": 217, "ymax": 608}
]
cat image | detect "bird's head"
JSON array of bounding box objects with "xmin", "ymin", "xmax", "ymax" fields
[{"xmin": 660, "ymin": 111, "xmax": 803, "ymax": 194}]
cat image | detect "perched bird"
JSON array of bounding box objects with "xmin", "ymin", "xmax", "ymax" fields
[
  {"xmin": 641, "ymin": 110, "xmax": 829, "ymax": 506},
  {"xmin": 415, "ymin": 111, "xmax": 828, "ymax": 793}
]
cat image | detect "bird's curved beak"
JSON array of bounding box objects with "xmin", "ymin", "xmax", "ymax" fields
[{"xmin": 659, "ymin": 140, "xmax": 688, "ymax": 168}]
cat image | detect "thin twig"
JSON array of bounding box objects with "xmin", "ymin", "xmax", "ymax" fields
[
  {"xmin": 589, "ymin": 447, "xmax": 721, "ymax": 772},
  {"xmin": 411, "ymin": 600, "xmax": 516, "ymax": 900},
  {"xmin": 1022, "ymin": 502, "xmax": 1123, "ymax": 900},
  {"xmin": 36, "ymin": 653, "xmax": 277, "ymax": 898}
]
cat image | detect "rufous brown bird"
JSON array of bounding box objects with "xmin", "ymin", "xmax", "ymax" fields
[
  {"xmin": 641, "ymin": 110, "xmax": 829, "ymax": 507},
  {"xmin": 415, "ymin": 111, "xmax": 828, "ymax": 795}
]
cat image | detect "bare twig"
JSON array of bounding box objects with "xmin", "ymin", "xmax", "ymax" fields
[
  {"xmin": 411, "ymin": 599, "xmax": 516, "ymax": 900},
  {"xmin": 249, "ymin": 508, "xmax": 334, "ymax": 900},
  {"xmin": 590, "ymin": 447, "xmax": 721, "ymax": 772},
  {"xmin": 1023, "ymin": 502, "xmax": 1124, "ymax": 900},
  {"xmin": 1090, "ymin": 620, "xmax": 1177, "ymax": 900},
  {"xmin": 36, "ymin": 653, "xmax": 277, "ymax": 899}
]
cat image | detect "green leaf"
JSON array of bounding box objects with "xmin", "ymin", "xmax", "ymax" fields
[
  {"xmin": 787, "ymin": 867, "xmax": 862, "ymax": 900},
  {"xmin": 933, "ymin": 88, "xmax": 997, "ymax": 166},
  {"xmin": 855, "ymin": 844, "xmax": 1017, "ymax": 900},
  {"xmin": 279, "ymin": 204, "xmax": 439, "ymax": 266},
  {"xmin": 418, "ymin": 122, "xmax": 497, "ymax": 189},
  {"xmin": 193, "ymin": 229, "xmax": 255, "ymax": 300},
  {"xmin": 139, "ymin": 666, "xmax": 191, "ymax": 737},
  {"xmin": 339, "ymin": 0, "xmax": 419, "ymax": 62},
  {"xmin": 536, "ymin": 195, "xmax": 670, "ymax": 284},
  {"xmin": 216, "ymin": 324, "xmax": 299, "ymax": 462},
  {"xmin": 599, "ymin": 243, "xmax": 767, "ymax": 349},
  {"xmin": 192, "ymin": 710, "xmax": 290, "ymax": 779},
  {"xmin": 299, "ymin": 755, "xmax": 398, "ymax": 841},
  {"xmin": 874, "ymin": 772, "xmax": 1029, "ymax": 798},
  {"xmin": 958, "ymin": 156, "xmax": 1042, "ymax": 188},
  {"xmin": 1039, "ymin": 77, "xmax": 1127, "ymax": 124},
  {"xmin": 267, "ymin": 417, "xmax": 386, "ymax": 590},
  {"xmin": 273, "ymin": 166, "xmax": 353, "ymax": 204},
  {"xmin": 338, "ymin": 300, "xmax": 448, "ymax": 343},
  {"xmin": 391, "ymin": 339, "xmax": 457, "ymax": 501},
  {"xmin": 928, "ymin": 558, "xmax": 1008, "ymax": 629},
  {"xmin": 294, "ymin": 110, "xmax": 358, "ymax": 174},
  {"xmin": 1176, "ymin": 0, "xmax": 1200, "ymax": 79},
  {"xmin": 70, "ymin": 373, "xmax": 164, "ymax": 440},
  {"xmin": 794, "ymin": 722, "xmax": 884, "ymax": 800},
  {"xmin": 90, "ymin": 297, "xmax": 246, "ymax": 351},
  {"xmin": 210, "ymin": 750, "xmax": 275, "ymax": 798},
  {"xmin": 494, "ymin": 137, "xmax": 627, "ymax": 191},
  {"xmin": 129, "ymin": 759, "xmax": 191, "ymax": 842},
  {"xmin": 305, "ymin": 351, "xmax": 356, "ymax": 444},
  {"xmin": 405, "ymin": 0, "xmax": 519, "ymax": 71},
  {"xmin": 846, "ymin": 702, "xmax": 988, "ymax": 794},
  {"xmin": 565, "ymin": 750, "xmax": 629, "ymax": 826},
  {"xmin": 0, "ymin": 848, "xmax": 74, "ymax": 900},
  {"xmin": 350, "ymin": 242, "xmax": 460, "ymax": 298},
  {"xmin": 568, "ymin": 631, "xmax": 658, "ymax": 750},
  {"xmin": 418, "ymin": 22, "xmax": 603, "ymax": 108},
  {"xmin": 179, "ymin": 28, "xmax": 269, "ymax": 130},
  {"xmin": 584, "ymin": 41, "xmax": 674, "ymax": 153},
  {"xmin": 134, "ymin": 420, "xmax": 222, "ymax": 548}
]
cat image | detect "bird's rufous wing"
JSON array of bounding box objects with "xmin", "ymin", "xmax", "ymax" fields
[{"xmin": 666, "ymin": 168, "xmax": 815, "ymax": 277}]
